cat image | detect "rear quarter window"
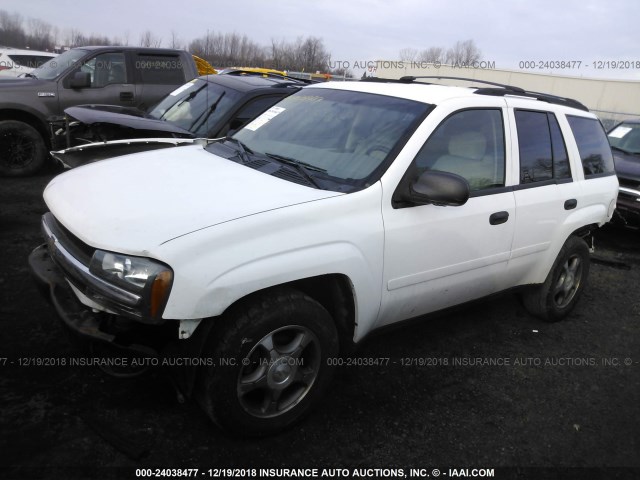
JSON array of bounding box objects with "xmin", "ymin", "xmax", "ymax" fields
[
  {"xmin": 566, "ymin": 115, "xmax": 615, "ymax": 177},
  {"xmin": 134, "ymin": 54, "xmax": 186, "ymax": 85}
]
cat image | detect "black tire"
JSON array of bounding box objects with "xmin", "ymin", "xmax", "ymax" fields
[
  {"xmin": 521, "ymin": 236, "xmax": 590, "ymax": 322},
  {"xmin": 0, "ymin": 120, "xmax": 47, "ymax": 176},
  {"xmin": 196, "ymin": 287, "xmax": 339, "ymax": 436}
]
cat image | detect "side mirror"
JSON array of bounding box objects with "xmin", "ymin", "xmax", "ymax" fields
[
  {"xmin": 409, "ymin": 170, "xmax": 470, "ymax": 206},
  {"xmin": 69, "ymin": 72, "xmax": 91, "ymax": 89}
]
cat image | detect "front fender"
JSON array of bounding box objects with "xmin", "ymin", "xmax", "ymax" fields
[{"xmin": 156, "ymin": 183, "xmax": 385, "ymax": 341}]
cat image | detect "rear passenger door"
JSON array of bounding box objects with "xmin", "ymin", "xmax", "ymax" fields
[{"xmin": 506, "ymin": 100, "xmax": 580, "ymax": 278}]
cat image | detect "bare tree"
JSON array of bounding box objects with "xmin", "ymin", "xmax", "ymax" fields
[
  {"xmin": 27, "ymin": 18, "xmax": 52, "ymax": 50},
  {"xmin": 189, "ymin": 31, "xmax": 266, "ymax": 67},
  {"xmin": 399, "ymin": 47, "xmax": 418, "ymax": 62},
  {"xmin": 418, "ymin": 46, "xmax": 445, "ymax": 63},
  {"xmin": 169, "ymin": 30, "xmax": 183, "ymax": 50},
  {"xmin": 401, "ymin": 40, "xmax": 482, "ymax": 65},
  {"xmin": 0, "ymin": 10, "xmax": 26, "ymax": 47},
  {"xmin": 268, "ymin": 36, "xmax": 329, "ymax": 72},
  {"xmin": 139, "ymin": 30, "xmax": 162, "ymax": 48},
  {"xmin": 445, "ymin": 39, "xmax": 481, "ymax": 65}
]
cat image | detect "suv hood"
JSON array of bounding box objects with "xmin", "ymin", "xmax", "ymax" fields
[
  {"xmin": 44, "ymin": 144, "xmax": 341, "ymax": 254},
  {"xmin": 613, "ymin": 150, "xmax": 640, "ymax": 183},
  {"xmin": 66, "ymin": 105, "xmax": 194, "ymax": 137}
]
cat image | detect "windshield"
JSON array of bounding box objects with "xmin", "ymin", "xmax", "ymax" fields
[
  {"xmin": 149, "ymin": 78, "xmax": 242, "ymax": 136},
  {"xmin": 231, "ymin": 88, "xmax": 429, "ymax": 186},
  {"xmin": 32, "ymin": 48, "xmax": 87, "ymax": 80},
  {"xmin": 608, "ymin": 122, "xmax": 640, "ymax": 154}
]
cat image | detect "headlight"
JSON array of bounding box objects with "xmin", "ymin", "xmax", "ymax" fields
[{"xmin": 90, "ymin": 250, "xmax": 173, "ymax": 318}]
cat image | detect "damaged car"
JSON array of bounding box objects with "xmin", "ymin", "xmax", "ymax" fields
[
  {"xmin": 53, "ymin": 73, "xmax": 306, "ymax": 168},
  {"xmin": 607, "ymin": 120, "xmax": 640, "ymax": 227},
  {"xmin": 30, "ymin": 77, "xmax": 618, "ymax": 436}
]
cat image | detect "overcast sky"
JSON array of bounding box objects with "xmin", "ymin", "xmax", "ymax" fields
[{"xmin": 3, "ymin": 0, "xmax": 640, "ymax": 79}]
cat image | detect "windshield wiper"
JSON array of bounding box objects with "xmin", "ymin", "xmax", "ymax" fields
[
  {"xmin": 159, "ymin": 84, "xmax": 207, "ymax": 120},
  {"xmin": 263, "ymin": 152, "xmax": 326, "ymax": 188},
  {"xmin": 190, "ymin": 91, "xmax": 226, "ymax": 133},
  {"xmin": 225, "ymin": 137, "xmax": 252, "ymax": 164},
  {"xmin": 24, "ymin": 72, "xmax": 37, "ymax": 79}
]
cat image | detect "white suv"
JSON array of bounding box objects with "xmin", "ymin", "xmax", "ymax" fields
[
  {"xmin": 0, "ymin": 47, "xmax": 56, "ymax": 77},
  {"xmin": 30, "ymin": 77, "xmax": 618, "ymax": 435}
]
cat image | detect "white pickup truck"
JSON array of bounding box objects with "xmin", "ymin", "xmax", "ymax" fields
[{"xmin": 30, "ymin": 77, "xmax": 618, "ymax": 435}]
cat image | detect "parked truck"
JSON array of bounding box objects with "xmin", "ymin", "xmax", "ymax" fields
[{"xmin": 0, "ymin": 46, "xmax": 198, "ymax": 176}]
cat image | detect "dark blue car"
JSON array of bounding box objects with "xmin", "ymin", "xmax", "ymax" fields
[{"xmin": 608, "ymin": 120, "xmax": 640, "ymax": 227}]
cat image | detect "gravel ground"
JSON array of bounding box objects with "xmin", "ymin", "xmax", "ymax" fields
[{"xmin": 0, "ymin": 167, "xmax": 638, "ymax": 480}]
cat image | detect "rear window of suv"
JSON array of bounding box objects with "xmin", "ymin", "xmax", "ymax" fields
[{"xmin": 566, "ymin": 115, "xmax": 615, "ymax": 177}]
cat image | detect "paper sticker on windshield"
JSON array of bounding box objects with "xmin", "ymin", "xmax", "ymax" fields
[
  {"xmin": 244, "ymin": 106, "xmax": 286, "ymax": 131},
  {"xmin": 609, "ymin": 126, "xmax": 632, "ymax": 138},
  {"xmin": 169, "ymin": 80, "xmax": 197, "ymax": 96}
]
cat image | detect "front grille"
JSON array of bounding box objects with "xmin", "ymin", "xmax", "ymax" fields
[{"xmin": 43, "ymin": 213, "xmax": 95, "ymax": 266}]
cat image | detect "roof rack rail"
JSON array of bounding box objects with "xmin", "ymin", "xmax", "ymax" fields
[
  {"xmin": 398, "ymin": 75, "xmax": 526, "ymax": 93},
  {"xmin": 473, "ymin": 87, "xmax": 589, "ymax": 111},
  {"xmin": 363, "ymin": 75, "xmax": 589, "ymax": 112},
  {"xmin": 360, "ymin": 76, "xmax": 411, "ymax": 84}
]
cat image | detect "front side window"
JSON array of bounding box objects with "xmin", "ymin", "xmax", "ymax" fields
[
  {"xmin": 412, "ymin": 109, "xmax": 505, "ymax": 191},
  {"xmin": 80, "ymin": 52, "xmax": 127, "ymax": 87},
  {"xmin": 567, "ymin": 115, "xmax": 615, "ymax": 177}
]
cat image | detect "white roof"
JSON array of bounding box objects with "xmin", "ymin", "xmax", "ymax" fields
[
  {"xmin": 307, "ymin": 80, "xmax": 478, "ymax": 105},
  {"xmin": 0, "ymin": 47, "xmax": 56, "ymax": 57}
]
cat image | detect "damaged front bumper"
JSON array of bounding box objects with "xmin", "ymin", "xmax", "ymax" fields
[
  {"xmin": 29, "ymin": 243, "xmax": 161, "ymax": 357},
  {"xmin": 28, "ymin": 244, "xmax": 212, "ymax": 393}
]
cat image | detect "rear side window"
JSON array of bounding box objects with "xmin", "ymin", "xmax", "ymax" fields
[
  {"xmin": 135, "ymin": 54, "xmax": 186, "ymax": 85},
  {"xmin": 566, "ymin": 115, "xmax": 615, "ymax": 177},
  {"xmin": 515, "ymin": 110, "xmax": 571, "ymax": 184},
  {"xmin": 7, "ymin": 54, "xmax": 53, "ymax": 69}
]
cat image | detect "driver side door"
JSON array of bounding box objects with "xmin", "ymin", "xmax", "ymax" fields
[
  {"xmin": 378, "ymin": 104, "xmax": 516, "ymax": 327},
  {"xmin": 58, "ymin": 51, "xmax": 133, "ymax": 112}
]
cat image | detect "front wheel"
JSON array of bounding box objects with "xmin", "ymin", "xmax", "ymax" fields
[
  {"xmin": 196, "ymin": 287, "xmax": 339, "ymax": 436},
  {"xmin": 521, "ymin": 236, "xmax": 590, "ymax": 322},
  {"xmin": 0, "ymin": 120, "xmax": 47, "ymax": 176}
]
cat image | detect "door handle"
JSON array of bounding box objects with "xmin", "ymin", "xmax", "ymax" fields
[
  {"xmin": 564, "ymin": 199, "xmax": 577, "ymax": 210},
  {"xmin": 120, "ymin": 91, "xmax": 134, "ymax": 101},
  {"xmin": 489, "ymin": 211, "xmax": 509, "ymax": 225}
]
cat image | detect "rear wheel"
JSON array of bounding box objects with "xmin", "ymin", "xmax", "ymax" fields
[
  {"xmin": 521, "ymin": 236, "xmax": 590, "ymax": 322},
  {"xmin": 0, "ymin": 120, "xmax": 47, "ymax": 176},
  {"xmin": 197, "ymin": 287, "xmax": 339, "ymax": 436}
]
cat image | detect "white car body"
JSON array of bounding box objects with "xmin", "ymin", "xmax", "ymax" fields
[
  {"xmin": 32, "ymin": 79, "xmax": 620, "ymax": 434},
  {"xmin": 42, "ymin": 81, "xmax": 618, "ymax": 342}
]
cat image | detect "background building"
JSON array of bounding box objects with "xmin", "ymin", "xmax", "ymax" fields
[{"xmin": 373, "ymin": 64, "xmax": 640, "ymax": 129}]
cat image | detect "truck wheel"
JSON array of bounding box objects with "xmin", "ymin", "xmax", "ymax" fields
[
  {"xmin": 197, "ymin": 287, "xmax": 339, "ymax": 436},
  {"xmin": 0, "ymin": 120, "xmax": 47, "ymax": 176},
  {"xmin": 521, "ymin": 236, "xmax": 590, "ymax": 322}
]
